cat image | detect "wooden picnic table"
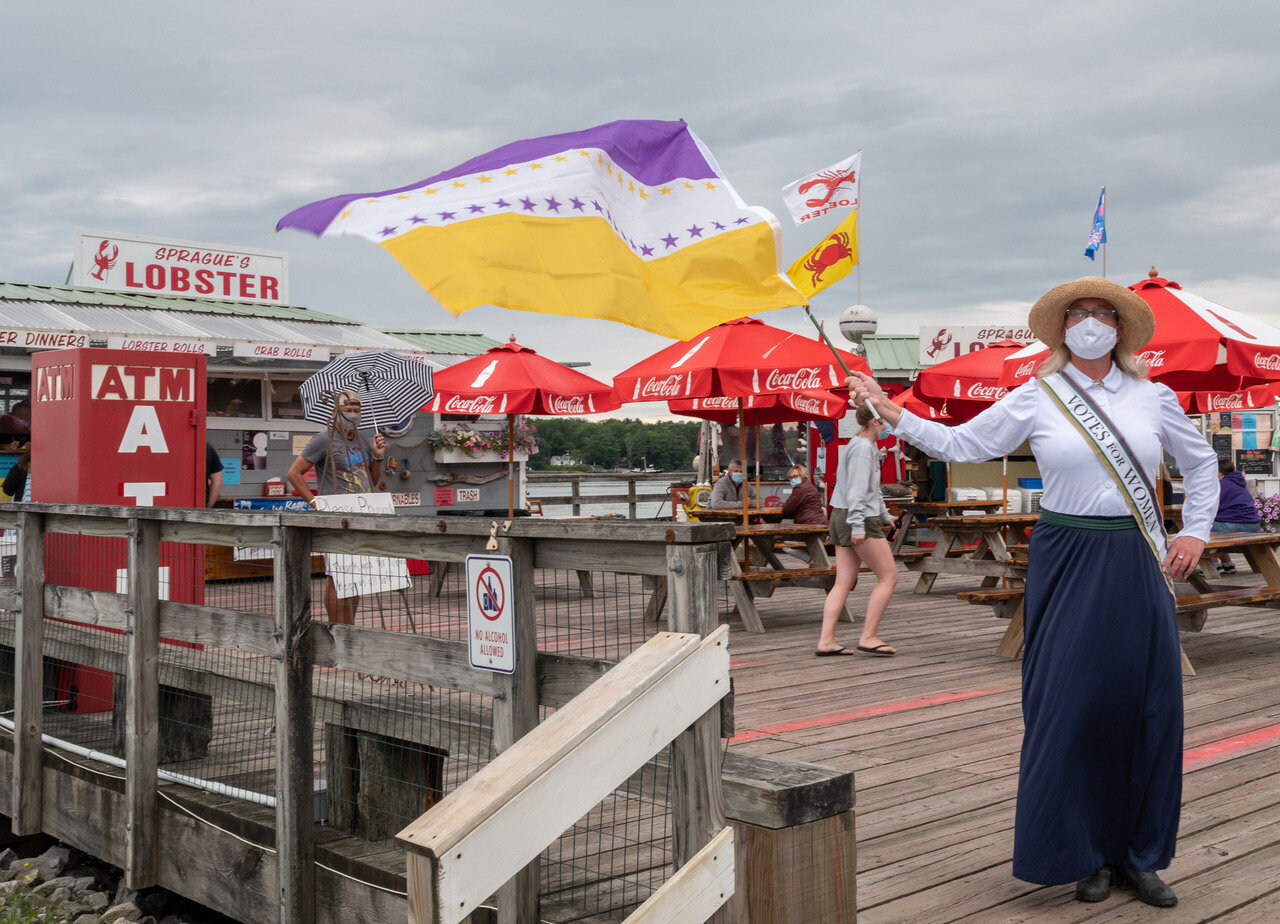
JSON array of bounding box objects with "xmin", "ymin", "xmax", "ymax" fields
[
  {"xmin": 1187, "ymin": 531, "xmax": 1280, "ymax": 592},
  {"xmin": 646, "ymin": 522, "xmax": 851, "ymax": 633},
  {"xmin": 888, "ymin": 498, "xmax": 1005, "ymax": 552},
  {"xmin": 691, "ymin": 506, "xmax": 785, "ymax": 524},
  {"xmin": 959, "ymin": 530, "xmax": 1280, "ymax": 677},
  {"xmin": 904, "ymin": 512, "xmax": 1037, "ymax": 595}
]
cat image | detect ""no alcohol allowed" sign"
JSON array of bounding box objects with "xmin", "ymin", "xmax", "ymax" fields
[{"xmin": 466, "ymin": 554, "xmax": 515, "ymax": 673}]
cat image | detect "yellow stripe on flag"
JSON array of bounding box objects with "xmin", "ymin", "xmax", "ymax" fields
[
  {"xmin": 383, "ymin": 213, "xmax": 802, "ymax": 340},
  {"xmin": 786, "ymin": 211, "xmax": 858, "ymax": 299}
]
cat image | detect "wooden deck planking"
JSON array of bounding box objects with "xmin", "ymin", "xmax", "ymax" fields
[{"xmin": 712, "ymin": 567, "xmax": 1280, "ymax": 920}]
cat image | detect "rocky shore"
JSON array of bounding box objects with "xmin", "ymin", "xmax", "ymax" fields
[{"xmin": 0, "ymin": 840, "xmax": 235, "ymax": 924}]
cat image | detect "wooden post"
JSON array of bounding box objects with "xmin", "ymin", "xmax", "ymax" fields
[
  {"xmin": 627, "ymin": 478, "xmax": 638, "ymax": 519},
  {"xmin": 570, "ymin": 478, "xmax": 582, "ymax": 517},
  {"xmin": 273, "ymin": 525, "xmax": 315, "ymax": 924},
  {"xmin": 665, "ymin": 541, "xmax": 731, "ymax": 921},
  {"xmin": 125, "ymin": 517, "xmax": 160, "ymax": 888},
  {"xmin": 492, "ymin": 535, "xmax": 539, "ymax": 924},
  {"xmin": 12, "ymin": 511, "xmax": 44, "ymax": 835}
]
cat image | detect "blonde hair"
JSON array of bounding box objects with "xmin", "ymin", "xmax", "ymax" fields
[
  {"xmin": 1034, "ymin": 344, "xmax": 1147, "ymax": 380},
  {"xmin": 788, "ymin": 464, "xmax": 809, "ymax": 481}
]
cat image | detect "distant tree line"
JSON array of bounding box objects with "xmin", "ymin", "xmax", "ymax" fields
[{"xmin": 528, "ymin": 417, "xmax": 700, "ymax": 471}]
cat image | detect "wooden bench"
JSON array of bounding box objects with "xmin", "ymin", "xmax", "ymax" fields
[
  {"xmin": 732, "ymin": 566, "xmax": 837, "ymax": 584},
  {"xmin": 958, "ymin": 584, "xmax": 1280, "ymax": 676},
  {"xmin": 1175, "ymin": 585, "xmax": 1280, "ymax": 631}
]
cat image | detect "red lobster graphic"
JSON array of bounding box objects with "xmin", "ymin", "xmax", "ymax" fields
[
  {"xmin": 90, "ymin": 240, "xmax": 118, "ymax": 282},
  {"xmin": 925, "ymin": 329, "xmax": 953, "ymax": 359},
  {"xmin": 797, "ymin": 167, "xmax": 857, "ymax": 208}
]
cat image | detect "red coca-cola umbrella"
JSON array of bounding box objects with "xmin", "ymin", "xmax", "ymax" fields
[
  {"xmin": 426, "ymin": 338, "xmax": 620, "ymax": 514},
  {"xmin": 616, "ymin": 316, "xmax": 872, "ymax": 523},
  {"xmin": 613, "ymin": 316, "xmax": 872, "ymax": 402},
  {"xmin": 1000, "ymin": 269, "xmax": 1280, "ymax": 411},
  {"xmin": 893, "ymin": 385, "xmax": 988, "ymax": 423},
  {"xmin": 669, "ymin": 388, "xmax": 847, "ymax": 425},
  {"xmin": 914, "ymin": 339, "xmax": 1025, "ymax": 412}
]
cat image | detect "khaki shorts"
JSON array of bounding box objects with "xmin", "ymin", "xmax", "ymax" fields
[{"xmin": 829, "ymin": 509, "xmax": 886, "ymax": 546}]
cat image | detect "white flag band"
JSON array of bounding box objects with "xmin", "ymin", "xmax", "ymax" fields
[{"xmin": 781, "ymin": 151, "xmax": 861, "ymax": 226}]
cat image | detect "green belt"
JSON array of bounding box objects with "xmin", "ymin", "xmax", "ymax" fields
[{"xmin": 1039, "ymin": 509, "xmax": 1138, "ymax": 531}]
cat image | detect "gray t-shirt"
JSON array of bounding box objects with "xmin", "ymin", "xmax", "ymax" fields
[{"xmin": 300, "ymin": 429, "xmax": 374, "ymax": 496}]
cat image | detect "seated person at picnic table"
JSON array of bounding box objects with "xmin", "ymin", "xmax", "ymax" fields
[
  {"xmin": 780, "ymin": 464, "xmax": 827, "ymax": 525},
  {"xmin": 1212, "ymin": 456, "xmax": 1261, "ymax": 574},
  {"xmin": 708, "ymin": 459, "xmax": 757, "ymax": 508}
]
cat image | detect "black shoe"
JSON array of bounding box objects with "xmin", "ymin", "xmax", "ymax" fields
[
  {"xmin": 1115, "ymin": 867, "xmax": 1177, "ymax": 907},
  {"xmin": 1074, "ymin": 866, "xmax": 1112, "ymax": 902}
]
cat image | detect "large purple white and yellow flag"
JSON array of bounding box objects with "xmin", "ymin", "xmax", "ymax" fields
[{"xmin": 277, "ymin": 120, "xmax": 802, "ymax": 340}]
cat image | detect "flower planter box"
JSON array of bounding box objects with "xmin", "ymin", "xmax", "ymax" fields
[{"xmin": 434, "ymin": 448, "xmax": 528, "ymax": 464}]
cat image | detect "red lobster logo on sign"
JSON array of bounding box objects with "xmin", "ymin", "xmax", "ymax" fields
[
  {"xmin": 797, "ymin": 167, "xmax": 858, "ymax": 208},
  {"xmin": 90, "ymin": 240, "xmax": 118, "ymax": 282},
  {"xmin": 925, "ymin": 329, "xmax": 954, "ymax": 359}
]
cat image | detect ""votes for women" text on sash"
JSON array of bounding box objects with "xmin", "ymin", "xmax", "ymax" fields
[{"xmin": 1037, "ymin": 373, "xmax": 1170, "ymax": 583}]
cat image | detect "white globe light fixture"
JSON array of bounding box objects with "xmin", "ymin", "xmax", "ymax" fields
[{"xmin": 838, "ymin": 305, "xmax": 878, "ymax": 356}]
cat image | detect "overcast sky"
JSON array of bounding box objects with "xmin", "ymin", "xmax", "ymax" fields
[{"xmin": 6, "ymin": 1, "xmax": 1280, "ymax": 417}]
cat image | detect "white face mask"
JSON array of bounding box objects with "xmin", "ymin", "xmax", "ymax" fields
[{"xmin": 1064, "ymin": 317, "xmax": 1118, "ymax": 360}]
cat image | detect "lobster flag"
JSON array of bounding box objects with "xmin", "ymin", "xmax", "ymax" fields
[
  {"xmin": 781, "ymin": 151, "xmax": 861, "ymax": 226},
  {"xmin": 277, "ymin": 119, "xmax": 803, "ymax": 340},
  {"xmin": 1084, "ymin": 186, "xmax": 1107, "ymax": 260},
  {"xmin": 786, "ymin": 210, "xmax": 858, "ymax": 299}
]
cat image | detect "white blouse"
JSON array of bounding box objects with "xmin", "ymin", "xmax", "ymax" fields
[{"xmin": 892, "ymin": 364, "xmax": 1219, "ymax": 550}]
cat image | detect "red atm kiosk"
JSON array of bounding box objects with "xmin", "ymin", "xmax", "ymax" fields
[{"xmin": 31, "ymin": 349, "xmax": 206, "ymax": 713}]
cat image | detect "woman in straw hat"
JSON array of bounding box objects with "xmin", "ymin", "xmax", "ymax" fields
[{"xmin": 849, "ymin": 277, "xmax": 1218, "ymax": 908}]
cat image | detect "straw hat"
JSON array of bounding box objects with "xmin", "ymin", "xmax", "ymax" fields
[{"xmin": 1027, "ymin": 276, "xmax": 1155, "ymax": 353}]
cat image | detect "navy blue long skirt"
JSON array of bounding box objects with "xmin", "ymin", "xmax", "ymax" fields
[{"xmin": 1011, "ymin": 516, "xmax": 1183, "ymax": 885}]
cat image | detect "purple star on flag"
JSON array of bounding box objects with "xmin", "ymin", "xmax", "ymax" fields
[
  {"xmin": 734, "ymin": 217, "xmax": 749, "ymax": 225},
  {"xmin": 686, "ymin": 224, "xmax": 703, "ymax": 238},
  {"xmin": 495, "ymin": 198, "xmax": 511, "ymax": 208},
  {"xmin": 592, "ymin": 200, "xmax": 603, "ymax": 212},
  {"xmin": 520, "ymin": 197, "xmax": 537, "ymax": 211},
  {"xmin": 640, "ymin": 244, "xmax": 655, "ymax": 256},
  {"xmin": 380, "ymin": 226, "xmax": 398, "ymax": 237},
  {"xmin": 468, "ymin": 203, "xmax": 485, "ymax": 213},
  {"xmin": 570, "ymin": 197, "xmax": 585, "ymax": 211},
  {"xmin": 438, "ymin": 211, "xmax": 456, "ymax": 221},
  {"xmin": 545, "ymin": 197, "xmax": 562, "ymax": 212},
  {"xmin": 409, "ymin": 215, "xmax": 428, "ymax": 224},
  {"xmin": 662, "ymin": 233, "xmax": 679, "ymax": 249},
  {"xmin": 713, "ymin": 221, "xmax": 726, "ymax": 231}
]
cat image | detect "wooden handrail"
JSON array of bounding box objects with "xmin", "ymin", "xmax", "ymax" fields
[{"xmin": 397, "ymin": 627, "xmax": 731, "ymax": 924}]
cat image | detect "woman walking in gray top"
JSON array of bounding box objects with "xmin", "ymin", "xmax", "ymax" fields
[{"xmin": 815, "ymin": 405, "xmax": 898, "ymax": 656}]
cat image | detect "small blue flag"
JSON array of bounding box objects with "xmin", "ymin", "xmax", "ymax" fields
[{"xmin": 1084, "ymin": 187, "xmax": 1106, "ymax": 260}]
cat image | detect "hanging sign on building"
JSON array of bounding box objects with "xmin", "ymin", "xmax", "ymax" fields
[
  {"xmin": 106, "ymin": 335, "xmax": 216, "ymax": 355},
  {"xmin": 232, "ymin": 341, "xmax": 330, "ymax": 362},
  {"xmin": 918, "ymin": 325, "xmax": 1033, "ymax": 364},
  {"xmin": 73, "ymin": 229, "xmax": 289, "ymax": 305}
]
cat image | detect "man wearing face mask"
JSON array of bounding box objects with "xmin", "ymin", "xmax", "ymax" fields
[
  {"xmin": 708, "ymin": 459, "xmax": 757, "ymax": 509},
  {"xmin": 286, "ymin": 390, "xmax": 386, "ymax": 624},
  {"xmin": 848, "ymin": 277, "xmax": 1218, "ymax": 909}
]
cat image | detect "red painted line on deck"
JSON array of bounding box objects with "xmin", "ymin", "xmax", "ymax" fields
[
  {"xmin": 728, "ymin": 689, "xmax": 1004, "ymax": 743},
  {"xmin": 730, "ymin": 660, "xmax": 764, "ymax": 669},
  {"xmin": 1183, "ymin": 724, "xmax": 1280, "ymax": 772}
]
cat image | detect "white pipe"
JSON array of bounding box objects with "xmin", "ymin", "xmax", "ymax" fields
[{"xmin": 0, "ymin": 716, "xmax": 276, "ymax": 808}]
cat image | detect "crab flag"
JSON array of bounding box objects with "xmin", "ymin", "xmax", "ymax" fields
[{"xmin": 786, "ymin": 210, "xmax": 858, "ymax": 299}]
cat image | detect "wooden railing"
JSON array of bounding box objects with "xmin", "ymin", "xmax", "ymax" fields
[
  {"xmin": 0, "ymin": 503, "xmax": 737, "ymax": 924},
  {"xmin": 525, "ymin": 471, "xmax": 695, "ymax": 518}
]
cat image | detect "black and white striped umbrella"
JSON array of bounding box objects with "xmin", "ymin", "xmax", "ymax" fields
[{"xmin": 300, "ymin": 349, "xmax": 434, "ymax": 430}]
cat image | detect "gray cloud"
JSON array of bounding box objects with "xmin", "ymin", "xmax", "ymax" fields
[{"xmin": 5, "ymin": 0, "xmax": 1280, "ymax": 418}]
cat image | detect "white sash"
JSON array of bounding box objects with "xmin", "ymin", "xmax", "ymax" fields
[{"xmin": 1037, "ymin": 374, "xmax": 1169, "ymax": 573}]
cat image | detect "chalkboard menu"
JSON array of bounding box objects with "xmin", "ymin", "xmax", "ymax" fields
[
  {"xmin": 1212, "ymin": 433, "xmax": 1234, "ymax": 460},
  {"xmin": 1235, "ymin": 448, "xmax": 1272, "ymax": 475}
]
